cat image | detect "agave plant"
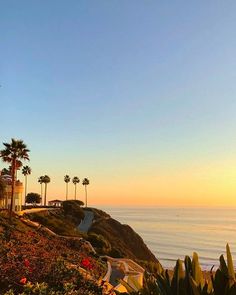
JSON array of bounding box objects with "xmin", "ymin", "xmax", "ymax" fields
[{"xmin": 120, "ymin": 244, "xmax": 236, "ymax": 295}]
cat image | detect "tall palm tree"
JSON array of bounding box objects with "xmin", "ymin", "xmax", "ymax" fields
[
  {"xmin": 64, "ymin": 175, "xmax": 70, "ymax": 200},
  {"xmin": 82, "ymin": 178, "xmax": 90, "ymax": 207},
  {"xmin": 22, "ymin": 165, "xmax": 31, "ymax": 205},
  {"xmin": 9, "ymin": 160, "xmax": 22, "ymax": 179},
  {"xmin": 72, "ymin": 176, "xmax": 80, "ymax": 200},
  {"xmin": 0, "ymin": 139, "xmax": 30, "ymax": 219},
  {"xmin": 43, "ymin": 175, "xmax": 50, "ymax": 206},
  {"xmin": 38, "ymin": 176, "xmax": 44, "ymax": 205}
]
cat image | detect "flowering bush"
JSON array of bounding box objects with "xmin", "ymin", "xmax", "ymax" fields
[
  {"xmin": 3, "ymin": 281, "xmax": 104, "ymax": 294},
  {"xmin": 0, "ymin": 213, "xmax": 107, "ymax": 294}
]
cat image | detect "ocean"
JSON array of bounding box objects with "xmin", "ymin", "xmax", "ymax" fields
[{"xmin": 99, "ymin": 206, "xmax": 236, "ymax": 270}]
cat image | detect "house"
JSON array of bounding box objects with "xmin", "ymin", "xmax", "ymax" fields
[
  {"xmin": 48, "ymin": 199, "xmax": 63, "ymax": 207},
  {"xmin": 0, "ymin": 174, "xmax": 23, "ymax": 212}
]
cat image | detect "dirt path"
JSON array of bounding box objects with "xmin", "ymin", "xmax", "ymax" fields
[
  {"xmin": 78, "ymin": 210, "xmax": 94, "ymax": 233},
  {"xmin": 18, "ymin": 207, "xmax": 60, "ymax": 216}
]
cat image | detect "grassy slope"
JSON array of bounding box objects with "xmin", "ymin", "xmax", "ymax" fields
[
  {"xmin": 0, "ymin": 210, "xmax": 106, "ymax": 294},
  {"xmin": 27, "ymin": 209, "xmax": 82, "ymax": 237},
  {"xmin": 26, "ymin": 200, "xmax": 85, "ymax": 237}
]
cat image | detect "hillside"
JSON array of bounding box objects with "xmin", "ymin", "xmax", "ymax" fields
[
  {"xmin": 3, "ymin": 203, "xmax": 160, "ymax": 294},
  {"xmin": 0, "ymin": 210, "xmax": 106, "ymax": 294},
  {"xmin": 25, "ymin": 204, "xmax": 158, "ymax": 266},
  {"xmin": 87, "ymin": 208, "xmax": 158, "ymax": 263}
]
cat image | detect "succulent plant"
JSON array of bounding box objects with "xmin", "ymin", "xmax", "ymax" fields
[{"xmin": 120, "ymin": 244, "xmax": 236, "ymax": 295}]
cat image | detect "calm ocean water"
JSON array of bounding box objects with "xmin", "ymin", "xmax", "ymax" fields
[{"xmin": 99, "ymin": 206, "xmax": 236, "ymax": 270}]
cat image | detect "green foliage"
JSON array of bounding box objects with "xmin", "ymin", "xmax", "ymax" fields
[
  {"xmin": 26, "ymin": 193, "xmax": 41, "ymax": 204},
  {"xmin": 22, "ymin": 166, "xmax": 31, "ymax": 176},
  {"xmin": 62, "ymin": 200, "xmax": 85, "ymax": 224},
  {"xmin": 3, "ymin": 280, "xmax": 103, "ymax": 295},
  {"xmin": 0, "ymin": 139, "xmax": 30, "ymax": 219},
  {"xmin": 42, "ymin": 175, "xmax": 50, "ymax": 184},
  {"xmin": 64, "ymin": 175, "xmax": 70, "ymax": 183},
  {"xmin": 122, "ymin": 245, "xmax": 236, "ymax": 295},
  {"xmin": 82, "ymin": 178, "xmax": 90, "ymax": 186},
  {"xmin": 88, "ymin": 232, "xmax": 111, "ymax": 253},
  {"xmin": 1, "ymin": 168, "xmax": 10, "ymax": 175},
  {"xmin": 29, "ymin": 200, "xmax": 85, "ymax": 236},
  {"xmin": 72, "ymin": 176, "xmax": 80, "ymax": 185},
  {"xmin": 0, "ymin": 212, "xmax": 107, "ymax": 294},
  {"xmin": 28, "ymin": 211, "xmax": 81, "ymax": 237}
]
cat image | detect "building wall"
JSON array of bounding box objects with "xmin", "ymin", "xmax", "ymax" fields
[{"xmin": 0, "ymin": 180, "xmax": 23, "ymax": 211}]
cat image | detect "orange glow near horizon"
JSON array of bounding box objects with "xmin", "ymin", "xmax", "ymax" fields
[{"xmin": 16, "ymin": 156, "xmax": 236, "ymax": 207}]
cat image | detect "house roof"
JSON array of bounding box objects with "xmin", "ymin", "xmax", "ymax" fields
[{"xmin": 48, "ymin": 199, "xmax": 63, "ymax": 203}]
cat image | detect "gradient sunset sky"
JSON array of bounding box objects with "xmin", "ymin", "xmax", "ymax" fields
[{"xmin": 1, "ymin": 1, "xmax": 236, "ymax": 206}]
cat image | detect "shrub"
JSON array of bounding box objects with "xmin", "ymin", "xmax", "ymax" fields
[
  {"xmin": 28, "ymin": 211, "xmax": 81, "ymax": 236},
  {"xmin": 88, "ymin": 233, "xmax": 111, "ymax": 251},
  {"xmin": 0, "ymin": 213, "xmax": 107, "ymax": 294},
  {"xmin": 62, "ymin": 200, "xmax": 85, "ymax": 224},
  {"xmin": 122, "ymin": 244, "xmax": 236, "ymax": 295},
  {"xmin": 25, "ymin": 193, "xmax": 41, "ymax": 205}
]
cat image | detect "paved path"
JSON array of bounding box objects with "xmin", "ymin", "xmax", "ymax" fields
[
  {"xmin": 109, "ymin": 266, "xmax": 125, "ymax": 287},
  {"xmin": 78, "ymin": 210, "xmax": 94, "ymax": 233},
  {"xmin": 18, "ymin": 207, "xmax": 60, "ymax": 216}
]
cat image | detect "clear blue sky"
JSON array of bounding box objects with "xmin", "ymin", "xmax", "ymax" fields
[{"xmin": 1, "ymin": 1, "xmax": 236, "ymax": 206}]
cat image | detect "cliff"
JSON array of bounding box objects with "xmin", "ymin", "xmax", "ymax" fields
[{"xmin": 87, "ymin": 208, "xmax": 158, "ymax": 263}]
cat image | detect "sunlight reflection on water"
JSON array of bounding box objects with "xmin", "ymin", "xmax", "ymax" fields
[{"xmin": 100, "ymin": 206, "xmax": 236, "ymax": 269}]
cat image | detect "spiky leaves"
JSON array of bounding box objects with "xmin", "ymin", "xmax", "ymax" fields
[
  {"xmin": 22, "ymin": 165, "xmax": 32, "ymax": 204},
  {"xmin": 42, "ymin": 175, "xmax": 51, "ymax": 206},
  {"xmin": 82, "ymin": 178, "xmax": 89, "ymax": 207},
  {"xmin": 64, "ymin": 175, "xmax": 70, "ymax": 200},
  {"xmin": 22, "ymin": 165, "xmax": 31, "ymax": 176},
  {"xmin": 0, "ymin": 139, "xmax": 30, "ymax": 219},
  {"xmin": 72, "ymin": 177, "xmax": 80, "ymax": 200}
]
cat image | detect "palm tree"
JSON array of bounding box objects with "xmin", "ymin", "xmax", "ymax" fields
[
  {"xmin": 82, "ymin": 178, "xmax": 90, "ymax": 207},
  {"xmin": 22, "ymin": 165, "xmax": 31, "ymax": 205},
  {"xmin": 0, "ymin": 139, "xmax": 30, "ymax": 219},
  {"xmin": 43, "ymin": 175, "xmax": 50, "ymax": 206},
  {"xmin": 9, "ymin": 160, "xmax": 22, "ymax": 179},
  {"xmin": 72, "ymin": 176, "xmax": 80, "ymax": 200},
  {"xmin": 64, "ymin": 175, "xmax": 70, "ymax": 200},
  {"xmin": 38, "ymin": 176, "xmax": 44, "ymax": 204}
]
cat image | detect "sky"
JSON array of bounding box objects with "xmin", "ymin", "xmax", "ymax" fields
[{"xmin": 1, "ymin": 1, "xmax": 236, "ymax": 206}]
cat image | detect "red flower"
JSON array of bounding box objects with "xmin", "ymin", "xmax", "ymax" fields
[
  {"xmin": 20, "ymin": 277, "xmax": 27, "ymax": 284},
  {"xmin": 81, "ymin": 258, "xmax": 91, "ymax": 268},
  {"xmin": 24, "ymin": 259, "xmax": 30, "ymax": 268}
]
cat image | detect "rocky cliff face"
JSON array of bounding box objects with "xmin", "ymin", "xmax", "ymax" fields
[{"xmin": 87, "ymin": 208, "xmax": 158, "ymax": 263}]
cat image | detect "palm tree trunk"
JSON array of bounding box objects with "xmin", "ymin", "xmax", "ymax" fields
[
  {"xmin": 74, "ymin": 184, "xmax": 77, "ymax": 200},
  {"xmin": 85, "ymin": 185, "xmax": 87, "ymax": 207},
  {"xmin": 66, "ymin": 183, "xmax": 68, "ymax": 200},
  {"xmin": 44, "ymin": 183, "xmax": 47, "ymax": 206},
  {"xmin": 24, "ymin": 175, "xmax": 27, "ymax": 205},
  {"xmin": 10, "ymin": 158, "xmax": 16, "ymax": 220},
  {"xmin": 40, "ymin": 183, "xmax": 43, "ymax": 205}
]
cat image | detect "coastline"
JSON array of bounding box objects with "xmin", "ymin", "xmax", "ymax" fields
[{"xmin": 102, "ymin": 206, "xmax": 236, "ymax": 270}]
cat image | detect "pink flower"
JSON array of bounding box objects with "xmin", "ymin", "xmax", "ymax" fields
[{"xmin": 20, "ymin": 277, "xmax": 27, "ymax": 284}]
